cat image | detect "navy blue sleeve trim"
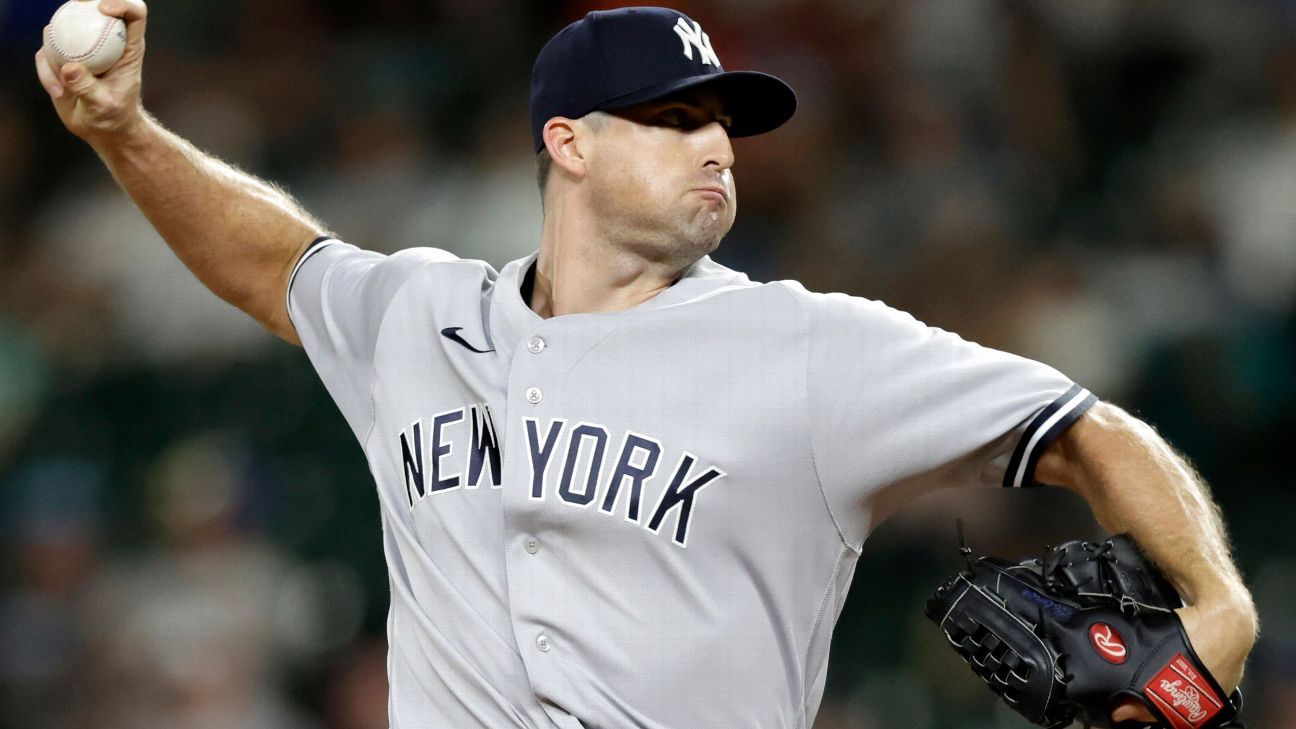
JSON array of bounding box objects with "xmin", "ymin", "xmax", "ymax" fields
[
  {"xmin": 1002, "ymin": 384, "xmax": 1098, "ymax": 489},
  {"xmin": 285, "ymin": 236, "xmax": 338, "ymax": 325}
]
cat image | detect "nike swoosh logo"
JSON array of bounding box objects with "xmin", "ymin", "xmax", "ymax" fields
[{"xmin": 440, "ymin": 327, "xmax": 495, "ymax": 354}]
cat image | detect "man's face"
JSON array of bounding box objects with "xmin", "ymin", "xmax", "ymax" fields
[{"xmin": 581, "ymin": 88, "xmax": 737, "ymax": 265}]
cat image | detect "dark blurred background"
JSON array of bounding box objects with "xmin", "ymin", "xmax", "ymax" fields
[{"xmin": 2, "ymin": 1, "xmax": 1294, "ymax": 727}]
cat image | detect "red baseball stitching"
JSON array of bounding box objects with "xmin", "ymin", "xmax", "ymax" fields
[{"xmin": 44, "ymin": 2, "xmax": 121, "ymax": 66}]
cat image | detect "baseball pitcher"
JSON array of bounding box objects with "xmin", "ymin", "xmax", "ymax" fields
[{"xmin": 36, "ymin": 2, "xmax": 1257, "ymax": 727}]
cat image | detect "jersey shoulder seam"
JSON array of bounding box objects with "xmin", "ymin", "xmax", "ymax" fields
[{"xmin": 781, "ymin": 283, "xmax": 857, "ymax": 553}]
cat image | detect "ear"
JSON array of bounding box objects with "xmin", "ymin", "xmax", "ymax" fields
[{"xmin": 543, "ymin": 118, "xmax": 588, "ymax": 179}]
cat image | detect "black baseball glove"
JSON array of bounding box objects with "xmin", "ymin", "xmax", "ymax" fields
[{"xmin": 926, "ymin": 533, "xmax": 1243, "ymax": 729}]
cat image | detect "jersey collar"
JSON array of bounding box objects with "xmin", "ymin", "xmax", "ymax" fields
[{"xmin": 491, "ymin": 251, "xmax": 749, "ymax": 339}]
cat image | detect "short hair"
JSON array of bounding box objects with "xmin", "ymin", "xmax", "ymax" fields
[
  {"xmin": 535, "ymin": 112, "xmax": 611, "ymax": 206},
  {"xmin": 537, "ymin": 148, "xmax": 554, "ymax": 200}
]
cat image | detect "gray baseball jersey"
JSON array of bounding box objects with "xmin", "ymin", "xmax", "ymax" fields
[{"xmin": 287, "ymin": 237, "xmax": 1095, "ymax": 729}]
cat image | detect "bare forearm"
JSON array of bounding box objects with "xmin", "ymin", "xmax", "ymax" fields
[
  {"xmin": 1039, "ymin": 403, "xmax": 1251, "ymax": 608},
  {"xmin": 92, "ymin": 113, "xmax": 322, "ymax": 341},
  {"xmin": 1036, "ymin": 402, "xmax": 1257, "ymax": 694},
  {"xmin": 34, "ymin": 0, "xmax": 321, "ymax": 343}
]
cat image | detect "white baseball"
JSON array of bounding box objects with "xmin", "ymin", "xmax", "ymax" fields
[{"xmin": 43, "ymin": 0, "xmax": 128, "ymax": 76}]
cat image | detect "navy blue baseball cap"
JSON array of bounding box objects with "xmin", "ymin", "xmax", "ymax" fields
[{"xmin": 530, "ymin": 7, "xmax": 797, "ymax": 153}]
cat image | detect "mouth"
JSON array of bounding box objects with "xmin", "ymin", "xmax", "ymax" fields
[{"xmin": 693, "ymin": 187, "xmax": 729, "ymax": 203}]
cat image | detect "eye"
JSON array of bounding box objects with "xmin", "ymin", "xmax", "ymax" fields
[{"xmin": 656, "ymin": 109, "xmax": 688, "ymax": 128}]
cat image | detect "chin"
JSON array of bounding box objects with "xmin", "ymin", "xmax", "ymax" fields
[
  {"xmin": 698, "ymin": 230, "xmax": 724, "ymax": 256},
  {"xmin": 631, "ymin": 211, "xmax": 731, "ymax": 264},
  {"xmin": 694, "ymin": 217, "xmax": 732, "ymax": 254}
]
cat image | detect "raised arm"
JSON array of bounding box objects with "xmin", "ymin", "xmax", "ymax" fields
[
  {"xmin": 33, "ymin": 0, "xmax": 323, "ymax": 345},
  {"xmin": 1034, "ymin": 400, "xmax": 1258, "ymax": 723}
]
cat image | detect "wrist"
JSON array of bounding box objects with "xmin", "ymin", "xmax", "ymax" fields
[
  {"xmin": 1192, "ymin": 575, "xmax": 1256, "ymax": 614},
  {"xmin": 1204, "ymin": 594, "xmax": 1258, "ymax": 636},
  {"xmin": 1181, "ymin": 595, "xmax": 1258, "ymax": 654},
  {"xmin": 87, "ymin": 107, "xmax": 154, "ymax": 156},
  {"xmin": 1176, "ymin": 599, "xmax": 1257, "ymax": 694}
]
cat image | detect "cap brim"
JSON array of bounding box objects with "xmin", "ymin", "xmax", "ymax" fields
[{"xmin": 598, "ymin": 70, "xmax": 797, "ymax": 139}]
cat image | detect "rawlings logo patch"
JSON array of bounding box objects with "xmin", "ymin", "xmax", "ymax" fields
[
  {"xmin": 1143, "ymin": 654, "xmax": 1224, "ymax": 729},
  {"xmin": 1089, "ymin": 623, "xmax": 1128, "ymax": 664}
]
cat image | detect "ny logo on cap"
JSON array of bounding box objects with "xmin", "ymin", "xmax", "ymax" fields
[{"xmin": 673, "ymin": 17, "xmax": 720, "ymax": 67}]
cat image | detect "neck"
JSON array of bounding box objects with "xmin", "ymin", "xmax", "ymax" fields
[{"xmin": 531, "ymin": 201, "xmax": 691, "ymax": 318}]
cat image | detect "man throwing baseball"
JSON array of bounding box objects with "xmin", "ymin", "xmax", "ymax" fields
[{"xmin": 37, "ymin": 2, "xmax": 1257, "ymax": 727}]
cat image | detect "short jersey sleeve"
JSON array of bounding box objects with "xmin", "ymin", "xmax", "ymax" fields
[
  {"xmin": 796, "ymin": 287, "xmax": 1096, "ymax": 548},
  {"xmin": 286, "ymin": 237, "xmax": 458, "ymax": 440}
]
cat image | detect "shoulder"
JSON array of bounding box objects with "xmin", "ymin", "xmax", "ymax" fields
[
  {"xmin": 672, "ymin": 262, "xmax": 923, "ymax": 334},
  {"xmin": 766, "ymin": 279, "xmax": 924, "ymax": 332},
  {"xmin": 667, "ymin": 260, "xmax": 815, "ymax": 328},
  {"xmin": 296, "ymin": 239, "xmax": 500, "ymax": 292},
  {"xmin": 676, "ymin": 259, "xmax": 819, "ymax": 307},
  {"xmin": 287, "ymin": 240, "xmax": 511, "ymax": 336}
]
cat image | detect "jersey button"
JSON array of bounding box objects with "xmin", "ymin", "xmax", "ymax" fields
[
  {"xmin": 524, "ymin": 537, "xmax": 540, "ymax": 554},
  {"xmin": 536, "ymin": 634, "xmax": 552, "ymax": 653},
  {"xmin": 525, "ymin": 387, "xmax": 543, "ymax": 404},
  {"xmin": 527, "ymin": 337, "xmax": 546, "ymax": 354}
]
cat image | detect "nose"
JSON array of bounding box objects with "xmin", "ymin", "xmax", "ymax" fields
[{"xmin": 698, "ymin": 121, "xmax": 735, "ymax": 171}]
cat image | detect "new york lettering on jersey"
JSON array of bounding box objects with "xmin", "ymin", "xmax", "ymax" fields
[{"xmin": 397, "ymin": 406, "xmax": 725, "ymax": 548}]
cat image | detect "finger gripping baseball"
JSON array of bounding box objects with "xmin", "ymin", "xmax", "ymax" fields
[{"xmin": 926, "ymin": 535, "xmax": 1244, "ymax": 729}]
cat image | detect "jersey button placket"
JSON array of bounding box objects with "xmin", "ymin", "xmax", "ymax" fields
[
  {"xmin": 503, "ymin": 324, "xmax": 573, "ymax": 693},
  {"xmin": 525, "ymin": 337, "xmax": 545, "ymax": 403}
]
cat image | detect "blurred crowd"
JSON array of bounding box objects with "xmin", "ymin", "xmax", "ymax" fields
[{"xmin": 2, "ymin": 1, "xmax": 1295, "ymax": 727}]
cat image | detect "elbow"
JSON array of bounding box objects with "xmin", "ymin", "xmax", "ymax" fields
[
  {"xmin": 212, "ymin": 271, "xmax": 300, "ymax": 346},
  {"xmin": 224, "ymin": 238, "xmax": 314, "ymax": 345}
]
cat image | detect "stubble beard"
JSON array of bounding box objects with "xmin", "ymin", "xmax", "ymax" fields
[{"xmin": 596, "ymin": 195, "xmax": 732, "ymax": 269}]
